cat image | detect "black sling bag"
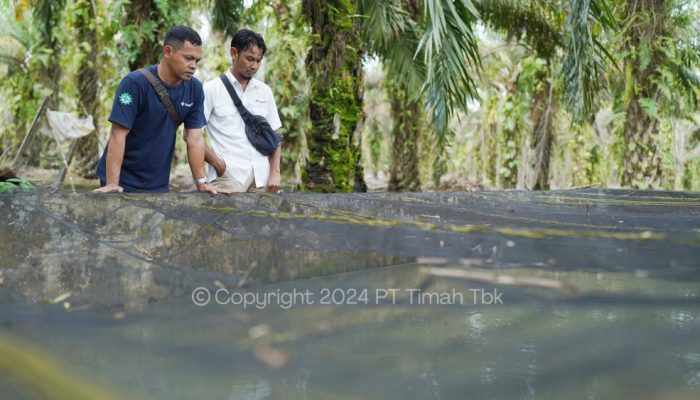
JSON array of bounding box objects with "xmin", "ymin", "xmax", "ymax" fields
[{"xmin": 219, "ymin": 74, "xmax": 281, "ymax": 156}]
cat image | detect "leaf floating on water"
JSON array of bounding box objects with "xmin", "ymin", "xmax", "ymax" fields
[
  {"xmin": 416, "ymin": 257, "xmax": 449, "ymax": 265},
  {"xmin": 254, "ymin": 345, "xmax": 290, "ymax": 369},
  {"xmin": 416, "ymin": 257, "xmax": 485, "ymax": 267},
  {"xmin": 458, "ymin": 258, "xmax": 486, "ymax": 266},
  {"xmin": 113, "ymin": 312, "xmax": 126, "ymax": 320},
  {"xmin": 134, "ymin": 244, "xmax": 154, "ymax": 260},
  {"xmin": 248, "ymin": 324, "xmax": 271, "ymax": 339},
  {"xmin": 50, "ymin": 292, "xmax": 72, "ymax": 304},
  {"xmin": 422, "ymin": 267, "xmax": 579, "ymax": 295}
]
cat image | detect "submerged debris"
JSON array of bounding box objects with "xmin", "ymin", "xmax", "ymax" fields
[{"xmin": 422, "ymin": 267, "xmax": 580, "ymax": 295}]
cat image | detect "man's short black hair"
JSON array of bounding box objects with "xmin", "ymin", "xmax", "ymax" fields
[
  {"xmin": 164, "ymin": 25, "xmax": 202, "ymax": 49},
  {"xmin": 230, "ymin": 29, "xmax": 267, "ymax": 56}
]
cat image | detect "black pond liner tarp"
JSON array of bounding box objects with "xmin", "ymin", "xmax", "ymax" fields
[
  {"xmin": 1, "ymin": 189, "xmax": 699, "ymax": 311},
  {"xmin": 2, "ymin": 189, "xmax": 700, "ymax": 400}
]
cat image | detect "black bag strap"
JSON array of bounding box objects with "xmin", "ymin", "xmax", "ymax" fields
[
  {"xmin": 138, "ymin": 67, "xmax": 182, "ymax": 127},
  {"xmin": 219, "ymin": 74, "xmax": 252, "ymax": 122}
]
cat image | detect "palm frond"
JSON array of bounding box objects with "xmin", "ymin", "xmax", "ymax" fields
[
  {"xmin": 559, "ymin": 0, "xmax": 617, "ymax": 122},
  {"xmin": 418, "ymin": 0, "xmax": 480, "ymax": 125},
  {"xmin": 679, "ymin": 66, "xmax": 700, "ymax": 87},
  {"xmin": 357, "ymin": 0, "xmax": 410, "ymax": 50},
  {"xmin": 417, "ymin": 0, "xmax": 481, "ymax": 186},
  {"xmin": 357, "ymin": 0, "xmax": 424, "ymax": 93},
  {"xmin": 32, "ymin": 0, "xmax": 65, "ymax": 43},
  {"xmin": 360, "ymin": 0, "xmax": 481, "ymax": 186},
  {"xmin": 210, "ymin": 0, "xmax": 244, "ymax": 37},
  {"xmin": 588, "ymin": 0, "xmax": 616, "ymax": 30},
  {"xmin": 476, "ymin": 0, "xmax": 561, "ymax": 59}
]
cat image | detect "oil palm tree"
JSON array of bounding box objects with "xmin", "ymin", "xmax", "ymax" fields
[
  {"xmin": 0, "ymin": 2, "xmax": 37, "ymax": 158},
  {"xmin": 302, "ymin": 0, "xmax": 368, "ymax": 192},
  {"xmin": 32, "ymin": 0, "xmax": 65, "ymax": 110},
  {"xmin": 123, "ymin": 0, "xmax": 169, "ymax": 71},
  {"xmin": 209, "ymin": 0, "xmax": 244, "ymax": 36},
  {"xmin": 71, "ymin": 0, "xmax": 100, "ymax": 178},
  {"xmin": 477, "ymin": 0, "xmax": 560, "ymax": 189},
  {"xmin": 265, "ymin": 0, "xmax": 310, "ymax": 187},
  {"xmin": 358, "ymin": 0, "xmax": 616, "ymax": 190},
  {"xmin": 357, "ymin": 0, "xmax": 481, "ymax": 190},
  {"xmin": 22, "ymin": 0, "xmax": 65, "ymax": 166},
  {"xmin": 613, "ymin": 0, "xmax": 700, "ymax": 188}
]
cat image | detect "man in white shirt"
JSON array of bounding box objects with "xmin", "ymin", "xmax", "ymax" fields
[{"xmin": 203, "ymin": 29, "xmax": 282, "ymax": 192}]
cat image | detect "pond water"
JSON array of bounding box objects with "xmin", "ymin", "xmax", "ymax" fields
[{"xmin": 1, "ymin": 190, "xmax": 699, "ymax": 399}]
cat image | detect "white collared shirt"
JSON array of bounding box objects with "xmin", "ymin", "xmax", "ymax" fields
[{"xmin": 203, "ymin": 69, "xmax": 282, "ymax": 187}]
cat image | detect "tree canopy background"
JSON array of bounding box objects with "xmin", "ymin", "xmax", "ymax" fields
[{"xmin": 1, "ymin": 0, "xmax": 699, "ymax": 192}]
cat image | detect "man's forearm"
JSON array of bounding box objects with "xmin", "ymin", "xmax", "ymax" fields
[
  {"xmin": 185, "ymin": 130, "xmax": 206, "ymax": 180},
  {"xmin": 264, "ymin": 145, "xmax": 282, "ymax": 192},
  {"xmin": 105, "ymin": 130, "xmax": 126, "ymax": 186},
  {"xmin": 268, "ymin": 145, "xmax": 281, "ymax": 173},
  {"xmin": 204, "ymin": 144, "xmax": 218, "ymax": 166}
]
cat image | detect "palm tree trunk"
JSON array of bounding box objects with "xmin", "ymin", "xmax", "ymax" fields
[
  {"xmin": 267, "ymin": 0, "xmax": 307, "ymax": 186},
  {"xmin": 620, "ymin": 0, "xmax": 666, "ymax": 188},
  {"xmin": 480, "ymin": 94, "xmax": 499, "ymax": 186},
  {"xmin": 531, "ymin": 66, "xmax": 554, "ymax": 190},
  {"xmin": 72, "ymin": 0, "xmax": 100, "ymax": 178},
  {"xmin": 126, "ymin": 0, "xmax": 162, "ymax": 71},
  {"xmin": 387, "ymin": 82, "xmax": 421, "ymax": 191},
  {"xmin": 499, "ymin": 82, "xmax": 520, "ymax": 189},
  {"xmin": 302, "ymin": 0, "xmax": 366, "ymax": 192},
  {"xmin": 25, "ymin": 0, "xmax": 65, "ymax": 167},
  {"xmin": 33, "ymin": 0, "xmax": 63, "ymax": 110}
]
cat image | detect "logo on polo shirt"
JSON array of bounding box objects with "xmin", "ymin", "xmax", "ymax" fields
[
  {"xmin": 181, "ymin": 102, "xmax": 193, "ymax": 107},
  {"xmin": 118, "ymin": 92, "xmax": 133, "ymax": 106}
]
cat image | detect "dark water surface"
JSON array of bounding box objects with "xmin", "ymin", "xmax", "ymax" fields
[{"xmin": 1, "ymin": 190, "xmax": 699, "ymax": 399}]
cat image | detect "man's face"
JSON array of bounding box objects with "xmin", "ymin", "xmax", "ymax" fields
[
  {"xmin": 231, "ymin": 45, "xmax": 263, "ymax": 81},
  {"xmin": 164, "ymin": 41, "xmax": 202, "ymax": 81}
]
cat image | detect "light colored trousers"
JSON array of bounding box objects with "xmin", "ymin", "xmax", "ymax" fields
[{"xmin": 210, "ymin": 170, "xmax": 264, "ymax": 193}]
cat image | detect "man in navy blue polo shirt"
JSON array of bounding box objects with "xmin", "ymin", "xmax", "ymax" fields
[{"xmin": 95, "ymin": 26, "xmax": 229, "ymax": 194}]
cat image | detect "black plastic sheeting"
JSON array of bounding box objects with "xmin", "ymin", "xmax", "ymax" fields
[
  {"xmin": 1, "ymin": 189, "xmax": 699, "ymax": 310},
  {"xmin": 2, "ymin": 189, "xmax": 700, "ymax": 400}
]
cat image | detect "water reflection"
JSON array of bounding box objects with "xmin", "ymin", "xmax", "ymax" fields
[{"xmin": 2, "ymin": 264, "xmax": 698, "ymax": 399}]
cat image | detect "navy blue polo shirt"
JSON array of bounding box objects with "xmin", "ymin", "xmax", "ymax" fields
[{"xmin": 97, "ymin": 64, "xmax": 205, "ymax": 192}]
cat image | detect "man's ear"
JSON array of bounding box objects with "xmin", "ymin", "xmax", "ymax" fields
[
  {"xmin": 230, "ymin": 47, "xmax": 238, "ymax": 61},
  {"xmin": 163, "ymin": 44, "xmax": 173, "ymax": 59}
]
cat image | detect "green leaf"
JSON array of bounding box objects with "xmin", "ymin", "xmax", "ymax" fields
[
  {"xmin": 19, "ymin": 181, "xmax": 33, "ymax": 191},
  {"xmin": 0, "ymin": 182, "xmax": 17, "ymax": 194},
  {"xmin": 638, "ymin": 44, "xmax": 652, "ymax": 71},
  {"xmin": 638, "ymin": 97, "xmax": 659, "ymax": 119}
]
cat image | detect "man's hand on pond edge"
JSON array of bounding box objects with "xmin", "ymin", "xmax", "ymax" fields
[
  {"xmin": 93, "ymin": 184, "xmax": 124, "ymax": 193},
  {"xmin": 196, "ymin": 182, "xmax": 233, "ymax": 195}
]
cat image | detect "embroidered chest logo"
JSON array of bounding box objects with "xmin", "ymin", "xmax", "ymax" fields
[
  {"xmin": 181, "ymin": 102, "xmax": 193, "ymax": 107},
  {"xmin": 118, "ymin": 92, "xmax": 133, "ymax": 106}
]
